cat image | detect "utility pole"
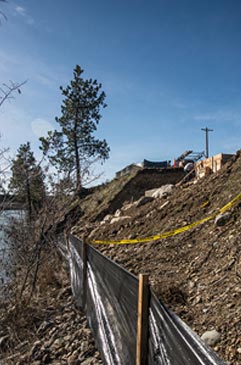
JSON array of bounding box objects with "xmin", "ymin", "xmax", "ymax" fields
[{"xmin": 201, "ymin": 127, "xmax": 213, "ymax": 158}]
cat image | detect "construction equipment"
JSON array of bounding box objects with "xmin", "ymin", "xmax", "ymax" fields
[{"xmin": 175, "ymin": 150, "xmax": 205, "ymax": 166}]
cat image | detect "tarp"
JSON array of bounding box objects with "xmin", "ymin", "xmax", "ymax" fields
[{"xmin": 143, "ymin": 159, "xmax": 169, "ymax": 169}]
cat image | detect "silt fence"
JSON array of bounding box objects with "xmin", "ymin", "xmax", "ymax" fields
[{"xmin": 66, "ymin": 234, "xmax": 226, "ymax": 365}]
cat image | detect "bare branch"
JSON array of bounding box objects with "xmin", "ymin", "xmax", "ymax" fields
[
  {"xmin": 0, "ymin": 80, "xmax": 27, "ymax": 107},
  {"xmin": 0, "ymin": 0, "xmax": 7, "ymax": 24}
]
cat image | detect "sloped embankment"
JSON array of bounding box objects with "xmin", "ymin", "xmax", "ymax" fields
[
  {"xmin": 73, "ymin": 151, "xmax": 241, "ymax": 364},
  {"xmin": 79, "ymin": 167, "xmax": 184, "ymax": 222}
]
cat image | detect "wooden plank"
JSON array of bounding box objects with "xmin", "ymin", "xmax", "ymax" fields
[{"xmin": 136, "ymin": 274, "xmax": 150, "ymax": 365}]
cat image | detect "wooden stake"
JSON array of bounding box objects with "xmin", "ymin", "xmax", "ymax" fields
[{"xmin": 136, "ymin": 274, "xmax": 149, "ymax": 365}]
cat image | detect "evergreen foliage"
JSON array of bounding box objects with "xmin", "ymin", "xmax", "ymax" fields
[
  {"xmin": 40, "ymin": 65, "xmax": 110, "ymax": 192},
  {"xmin": 9, "ymin": 142, "xmax": 45, "ymax": 220}
]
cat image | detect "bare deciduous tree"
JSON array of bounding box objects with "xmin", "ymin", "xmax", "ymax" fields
[
  {"xmin": 0, "ymin": 0, "xmax": 7, "ymax": 25},
  {"xmin": 0, "ymin": 80, "xmax": 27, "ymax": 108}
]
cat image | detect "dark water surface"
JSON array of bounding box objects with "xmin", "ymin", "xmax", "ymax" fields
[{"xmin": 0, "ymin": 210, "xmax": 24, "ymax": 292}]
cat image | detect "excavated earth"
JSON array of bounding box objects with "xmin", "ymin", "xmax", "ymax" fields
[
  {"xmin": 1, "ymin": 152, "xmax": 241, "ymax": 364},
  {"xmin": 72, "ymin": 150, "xmax": 241, "ymax": 365}
]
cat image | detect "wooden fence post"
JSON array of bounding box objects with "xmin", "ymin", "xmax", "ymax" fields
[
  {"xmin": 82, "ymin": 236, "xmax": 88, "ymax": 310},
  {"xmin": 136, "ymin": 273, "xmax": 150, "ymax": 365}
]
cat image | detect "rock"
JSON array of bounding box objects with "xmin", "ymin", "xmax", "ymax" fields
[
  {"xmin": 157, "ymin": 201, "xmax": 170, "ymax": 211},
  {"xmin": 42, "ymin": 352, "xmax": 52, "ymax": 363},
  {"xmin": 63, "ymin": 334, "xmax": 72, "ymax": 342},
  {"xmin": 89, "ymin": 224, "xmax": 105, "ymax": 237},
  {"xmin": 51, "ymin": 338, "xmax": 63, "ymax": 350},
  {"xmin": 136, "ymin": 196, "xmax": 154, "ymax": 207},
  {"xmin": 201, "ymin": 329, "xmax": 221, "ymax": 346},
  {"xmin": 67, "ymin": 352, "xmax": 80, "ymax": 364},
  {"xmin": 214, "ymin": 212, "xmax": 231, "ymax": 226},
  {"xmin": 29, "ymin": 340, "xmax": 42, "ymax": 356},
  {"xmin": 0, "ymin": 334, "xmax": 9, "ymax": 348},
  {"xmin": 101, "ymin": 214, "xmax": 113, "ymax": 223},
  {"xmin": 122, "ymin": 202, "xmax": 135, "ymax": 211},
  {"xmin": 81, "ymin": 357, "xmax": 96, "ymax": 365},
  {"xmin": 37, "ymin": 320, "xmax": 53, "ymax": 334},
  {"xmin": 114, "ymin": 209, "xmax": 122, "ymax": 217},
  {"xmin": 145, "ymin": 184, "xmax": 174, "ymax": 199},
  {"xmin": 110, "ymin": 216, "xmax": 130, "ymax": 224}
]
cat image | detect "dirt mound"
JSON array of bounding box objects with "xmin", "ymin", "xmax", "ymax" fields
[{"xmin": 73, "ymin": 150, "xmax": 241, "ymax": 364}]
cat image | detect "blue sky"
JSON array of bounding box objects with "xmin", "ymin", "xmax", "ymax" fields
[{"xmin": 1, "ymin": 0, "xmax": 241, "ymax": 183}]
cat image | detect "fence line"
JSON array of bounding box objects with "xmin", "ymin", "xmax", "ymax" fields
[{"xmin": 66, "ymin": 234, "xmax": 226, "ymax": 365}]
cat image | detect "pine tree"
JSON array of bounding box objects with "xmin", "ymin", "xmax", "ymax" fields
[
  {"xmin": 9, "ymin": 142, "xmax": 45, "ymax": 221},
  {"xmin": 40, "ymin": 65, "xmax": 110, "ymax": 193}
]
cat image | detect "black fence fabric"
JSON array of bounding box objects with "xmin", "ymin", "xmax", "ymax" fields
[
  {"xmin": 68, "ymin": 234, "xmax": 85, "ymax": 308},
  {"xmin": 86, "ymin": 245, "xmax": 138, "ymax": 365},
  {"xmin": 56, "ymin": 234, "xmax": 69, "ymax": 260},
  {"xmin": 68, "ymin": 235, "xmax": 226, "ymax": 365},
  {"xmin": 148, "ymin": 294, "xmax": 226, "ymax": 365}
]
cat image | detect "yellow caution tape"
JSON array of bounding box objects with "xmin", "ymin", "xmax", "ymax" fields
[
  {"xmin": 200, "ymin": 201, "xmax": 210, "ymax": 208},
  {"xmin": 92, "ymin": 192, "xmax": 241, "ymax": 245},
  {"xmin": 219, "ymin": 192, "xmax": 241, "ymax": 213}
]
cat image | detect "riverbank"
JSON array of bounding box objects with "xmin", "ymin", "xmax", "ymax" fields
[{"xmin": 0, "ymin": 240, "xmax": 101, "ymax": 365}]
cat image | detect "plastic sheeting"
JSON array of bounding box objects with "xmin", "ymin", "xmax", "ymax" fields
[
  {"xmin": 68, "ymin": 234, "xmax": 85, "ymax": 308},
  {"xmin": 148, "ymin": 293, "xmax": 226, "ymax": 365},
  {"xmin": 56, "ymin": 234, "xmax": 69, "ymax": 260},
  {"xmin": 86, "ymin": 244, "xmax": 138, "ymax": 365},
  {"xmin": 68, "ymin": 235, "xmax": 226, "ymax": 365}
]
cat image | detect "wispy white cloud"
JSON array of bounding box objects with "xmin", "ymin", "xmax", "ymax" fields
[
  {"xmin": 15, "ymin": 6, "xmax": 26, "ymax": 16},
  {"xmin": 33, "ymin": 73, "xmax": 58, "ymax": 88},
  {"xmin": 194, "ymin": 113, "xmax": 216, "ymax": 121},
  {"xmin": 14, "ymin": 5, "xmax": 34, "ymax": 25},
  {"xmin": 194, "ymin": 109, "xmax": 241, "ymax": 124},
  {"xmin": 0, "ymin": 49, "xmax": 67, "ymax": 92}
]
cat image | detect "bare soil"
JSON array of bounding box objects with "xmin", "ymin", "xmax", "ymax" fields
[
  {"xmin": 73, "ymin": 151, "xmax": 241, "ymax": 364},
  {"xmin": 2, "ymin": 151, "xmax": 241, "ymax": 364}
]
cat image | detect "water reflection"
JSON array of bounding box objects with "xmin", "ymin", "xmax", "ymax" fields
[{"xmin": 0, "ymin": 210, "xmax": 24, "ymax": 294}]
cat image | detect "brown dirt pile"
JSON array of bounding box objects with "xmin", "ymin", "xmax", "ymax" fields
[{"xmin": 73, "ymin": 151, "xmax": 241, "ymax": 364}]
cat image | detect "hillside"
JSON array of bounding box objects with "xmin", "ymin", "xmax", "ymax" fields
[{"xmin": 73, "ymin": 151, "xmax": 241, "ymax": 364}]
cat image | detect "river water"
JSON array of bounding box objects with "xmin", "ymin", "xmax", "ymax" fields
[{"xmin": 0, "ymin": 210, "xmax": 24, "ymax": 291}]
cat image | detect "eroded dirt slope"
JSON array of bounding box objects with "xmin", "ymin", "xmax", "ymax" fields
[{"xmin": 73, "ymin": 151, "xmax": 241, "ymax": 364}]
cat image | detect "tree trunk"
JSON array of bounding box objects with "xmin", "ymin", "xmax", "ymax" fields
[
  {"xmin": 26, "ymin": 175, "xmax": 32, "ymax": 222},
  {"xmin": 73, "ymin": 124, "xmax": 81, "ymax": 192}
]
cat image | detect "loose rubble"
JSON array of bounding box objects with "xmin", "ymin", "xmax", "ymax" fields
[
  {"xmin": 0, "ymin": 264, "xmax": 102, "ymax": 365},
  {"xmin": 201, "ymin": 329, "xmax": 221, "ymax": 346},
  {"xmin": 72, "ymin": 150, "xmax": 241, "ymax": 364}
]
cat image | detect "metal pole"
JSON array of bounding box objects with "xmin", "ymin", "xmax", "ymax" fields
[{"xmin": 201, "ymin": 127, "xmax": 213, "ymax": 158}]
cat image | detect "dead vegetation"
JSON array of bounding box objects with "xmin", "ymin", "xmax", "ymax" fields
[{"xmin": 0, "ymin": 197, "xmax": 88, "ymax": 364}]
